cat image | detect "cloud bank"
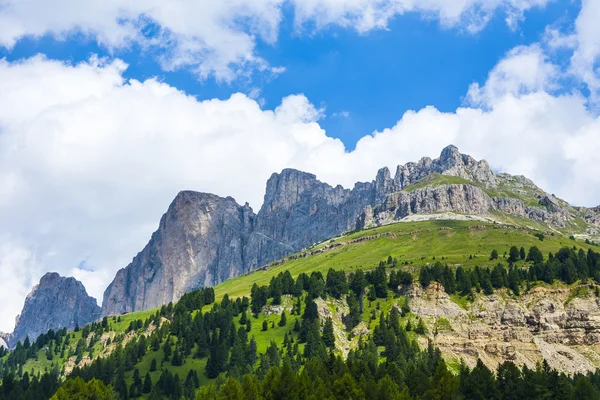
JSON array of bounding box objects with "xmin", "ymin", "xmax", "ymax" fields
[
  {"xmin": 0, "ymin": 0, "xmax": 599, "ymax": 333},
  {"xmin": 0, "ymin": 0, "xmax": 551, "ymax": 81},
  {"xmin": 0, "ymin": 42, "xmax": 599, "ymax": 332}
]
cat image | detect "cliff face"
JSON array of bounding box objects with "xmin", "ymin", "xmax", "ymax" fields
[
  {"xmin": 101, "ymin": 145, "xmax": 584, "ymax": 316},
  {"xmin": 409, "ymin": 282, "xmax": 600, "ymax": 375},
  {"xmin": 10, "ymin": 273, "xmax": 101, "ymax": 347},
  {"xmin": 255, "ymin": 169, "xmax": 374, "ymax": 250}
]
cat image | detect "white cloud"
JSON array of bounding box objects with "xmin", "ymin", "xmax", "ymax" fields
[
  {"xmin": 0, "ymin": 0, "xmax": 284, "ymax": 82},
  {"xmin": 0, "ymin": 240, "xmax": 43, "ymax": 334},
  {"xmin": 1, "ymin": 43, "xmax": 600, "ymax": 332},
  {"xmin": 467, "ymin": 44, "xmax": 559, "ymax": 107},
  {"xmin": 0, "ymin": 0, "xmax": 550, "ymax": 81},
  {"xmin": 289, "ymin": 0, "xmax": 550, "ymax": 33},
  {"xmin": 570, "ymin": 0, "xmax": 600, "ymax": 102},
  {"xmin": 541, "ymin": 1, "xmax": 600, "ymax": 103},
  {"xmin": 332, "ymin": 111, "xmax": 350, "ymax": 118}
]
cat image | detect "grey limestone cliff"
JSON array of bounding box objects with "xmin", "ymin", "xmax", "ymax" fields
[
  {"xmin": 101, "ymin": 145, "xmax": 585, "ymax": 315},
  {"xmin": 102, "ymin": 191, "xmax": 287, "ymax": 315},
  {"xmin": 0, "ymin": 333, "xmax": 7, "ymax": 349},
  {"xmin": 10, "ymin": 272, "xmax": 101, "ymax": 348}
]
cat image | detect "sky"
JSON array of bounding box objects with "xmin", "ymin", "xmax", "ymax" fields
[{"xmin": 0, "ymin": 0, "xmax": 599, "ymax": 333}]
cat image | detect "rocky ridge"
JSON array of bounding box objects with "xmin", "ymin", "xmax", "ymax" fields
[
  {"xmin": 9, "ymin": 273, "xmax": 101, "ymax": 348},
  {"xmin": 409, "ymin": 282, "xmax": 600, "ymax": 374},
  {"xmin": 102, "ymin": 145, "xmax": 588, "ymax": 316}
]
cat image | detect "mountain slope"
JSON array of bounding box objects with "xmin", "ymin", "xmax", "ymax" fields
[
  {"xmin": 9, "ymin": 272, "xmax": 101, "ymax": 348},
  {"xmin": 102, "ymin": 145, "xmax": 600, "ymax": 316},
  {"xmin": 5, "ymin": 220, "xmax": 600, "ymax": 385},
  {"xmin": 213, "ymin": 219, "xmax": 596, "ymax": 300}
]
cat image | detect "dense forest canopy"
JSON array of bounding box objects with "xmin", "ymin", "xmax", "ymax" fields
[{"xmin": 2, "ymin": 244, "xmax": 600, "ymax": 399}]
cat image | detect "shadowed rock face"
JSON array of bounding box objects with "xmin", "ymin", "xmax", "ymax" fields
[
  {"xmin": 10, "ymin": 273, "xmax": 101, "ymax": 347},
  {"xmin": 101, "ymin": 145, "xmax": 577, "ymax": 316}
]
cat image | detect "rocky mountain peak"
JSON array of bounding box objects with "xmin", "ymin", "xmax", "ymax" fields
[
  {"xmin": 438, "ymin": 144, "xmax": 462, "ymax": 167},
  {"xmin": 0, "ymin": 333, "xmax": 8, "ymax": 349},
  {"xmin": 38, "ymin": 271, "xmax": 62, "ymax": 287},
  {"xmin": 262, "ymin": 168, "xmax": 320, "ymax": 212},
  {"xmin": 10, "ymin": 272, "xmax": 101, "ymax": 348},
  {"xmin": 101, "ymin": 144, "xmax": 587, "ymax": 317},
  {"xmin": 102, "ymin": 189, "xmax": 264, "ymax": 316},
  {"xmin": 377, "ymin": 146, "xmax": 497, "ymax": 194}
]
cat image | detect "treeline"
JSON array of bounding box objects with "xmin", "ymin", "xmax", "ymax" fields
[
  {"xmin": 420, "ymin": 245, "xmax": 600, "ymax": 296},
  {"xmin": 196, "ymin": 306, "xmax": 600, "ymax": 400},
  {"xmin": 4, "ymin": 245, "xmax": 600, "ymax": 399},
  {"xmin": 0, "ymin": 327, "xmax": 70, "ymax": 378}
]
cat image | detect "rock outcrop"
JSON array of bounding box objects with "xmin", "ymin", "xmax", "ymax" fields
[
  {"xmin": 102, "ymin": 191, "xmax": 292, "ymax": 315},
  {"xmin": 102, "ymin": 145, "xmax": 588, "ymax": 315},
  {"xmin": 10, "ymin": 273, "xmax": 101, "ymax": 347},
  {"xmin": 409, "ymin": 282, "xmax": 600, "ymax": 374}
]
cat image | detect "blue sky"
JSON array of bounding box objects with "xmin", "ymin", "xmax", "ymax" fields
[
  {"xmin": 0, "ymin": 0, "xmax": 599, "ymax": 331},
  {"xmin": 0, "ymin": 1, "xmax": 583, "ymax": 148}
]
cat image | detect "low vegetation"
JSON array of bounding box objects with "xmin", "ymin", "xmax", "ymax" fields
[{"xmin": 2, "ymin": 220, "xmax": 600, "ymax": 399}]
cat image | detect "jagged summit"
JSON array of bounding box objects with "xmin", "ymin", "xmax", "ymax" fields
[
  {"xmin": 101, "ymin": 145, "xmax": 597, "ymax": 316},
  {"xmin": 9, "ymin": 272, "xmax": 101, "ymax": 347},
  {"xmin": 375, "ymin": 145, "xmax": 497, "ymax": 198}
]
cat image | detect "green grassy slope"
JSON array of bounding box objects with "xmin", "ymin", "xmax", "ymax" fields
[
  {"xmin": 215, "ymin": 220, "xmax": 593, "ymax": 300},
  {"xmin": 5, "ymin": 218, "xmax": 597, "ymax": 398}
]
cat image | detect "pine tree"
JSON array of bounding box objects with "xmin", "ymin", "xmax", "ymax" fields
[
  {"xmin": 262, "ymin": 320, "xmax": 268, "ymax": 331},
  {"xmin": 345, "ymin": 292, "xmax": 362, "ymax": 330},
  {"xmin": 150, "ymin": 358, "xmax": 157, "ymax": 372},
  {"xmin": 322, "ymin": 318, "xmax": 335, "ymax": 348},
  {"xmin": 163, "ymin": 340, "xmax": 172, "ymax": 362},
  {"xmin": 508, "ymin": 246, "xmax": 520, "ymax": 263},
  {"xmin": 490, "ymin": 249, "xmax": 499, "ymax": 260},
  {"xmin": 143, "ymin": 372, "xmax": 152, "ymax": 394},
  {"xmin": 278, "ymin": 311, "xmax": 287, "ymax": 327},
  {"xmin": 520, "ymin": 247, "xmax": 526, "ymax": 260},
  {"xmin": 527, "ymin": 246, "xmax": 544, "ymax": 264},
  {"xmin": 218, "ymin": 377, "xmax": 244, "ymax": 400},
  {"xmin": 304, "ymin": 320, "xmax": 326, "ymax": 360},
  {"xmin": 415, "ymin": 319, "xmax": 427, "ymax": 335}
]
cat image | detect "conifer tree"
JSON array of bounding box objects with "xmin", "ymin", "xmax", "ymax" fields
[
  {"xmin": 278, "ymin": 311, "xmax": 287, "ymax": 327},
  {"xmin": 143, "ymin": 372, "xmax": 152, "ymax": 394},
  {"xmin": 490, "ymin": 249, "xmax": 499, "ymax": 260},
  {"xmin": 322, "ymin": 318, "xmax": 335, "ymax": 348}
]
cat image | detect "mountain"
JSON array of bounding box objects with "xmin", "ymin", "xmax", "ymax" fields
[
  {"xmin": 9, "ymin": 272, "xmax": 101, "ymax": 348},
  {"xmin": 102, "ymin": 145, "xmax": 598, "ymax": 316}
]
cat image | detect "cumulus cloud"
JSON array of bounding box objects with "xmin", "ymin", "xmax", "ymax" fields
[
  {"xmin": 0, "ymin": 48, "xmax": 599, "ymax": 332},
  {"xmin": 0, "ymin": 0, "xmax": 550, "ymax": 81},
  {"xmin": 467, "ymin": 45, "xmax": 559, "ymax": 107},
  {"xmin": 0, "ymin": 0, "xmax": 284, "ymax": 81},
  {"xmin": 541, "ymin": 1, "xmax": 600, "ymax": 103},
  {"xmin": 570, "ymin": 0, "xmax": 600, "ymax": 102}
]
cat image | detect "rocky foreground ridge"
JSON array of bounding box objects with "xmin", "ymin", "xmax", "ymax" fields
[
  {"xmin": 102, "ymin": 145, "xmax": 599, "ymax": 316},
  {"xmin": 410, "ymin": 282, "xmax": 600, "ymax": 375},
  {"xmin": 9, "ymin": 273, "xmax": 101, "ymax": 348}
]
